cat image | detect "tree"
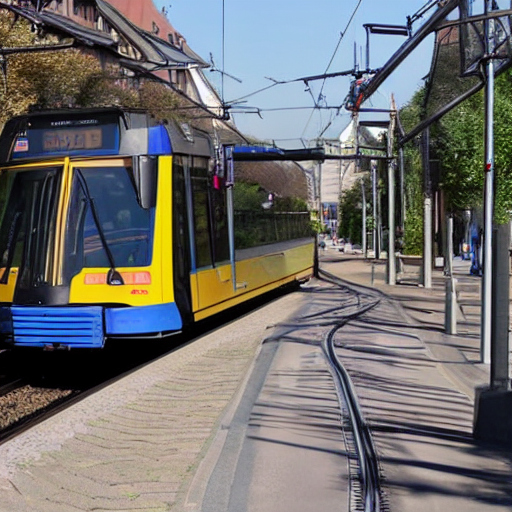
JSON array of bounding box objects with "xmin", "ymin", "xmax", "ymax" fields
[
  {"xmin": 438, "ymin": 68, "xmax": 512, "ymax": 223},
  {"xmin": 338, "ymin": 178, "xmax": 366, "ymax": 245},
  {"xmin": 0, "ymin": 11, "xmax": 187, "ymax": 127},
  {"xmin": 398, "ymin": 88, "xmax": 428, "ymax": 255}
]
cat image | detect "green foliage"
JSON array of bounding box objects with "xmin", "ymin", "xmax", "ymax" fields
[
  {"xmin": 338, "ymin": 178, "xmax": 366, "ymax": 245},
  {"xmin": 402, "ymin": 145, "xmax": 424, "ymax": 255},
  {"xmin": 273, "ymin": 195, "xmax": 308, "ymax": 212},
  {"xmin": 437, "ymin": 90, "xmax": 484, "ymax": 212},
  {"xmin": 233, "ymin": 182, "xmax": 267, "ymax": 211},
  {"xmin": 399, "ymin": 87, "xmax": 425, "ymax": 135},
  {"xmin": 403, "ymin": 209, "xmax": 423, "ymax": 255},
  {"xmin": 73, "ymin": 69, "xmax": 140, "ymax": 109},
  {"xmin": 137, "ymin": 80, "xmax": 186, "ymax": 123},
  {"xmin": 437, "ymin": 69, "xmax": 512, "ymax": 223},
  {"xmin": 0, "ymin": 11, "xmax": 186, "ymax": 126}
]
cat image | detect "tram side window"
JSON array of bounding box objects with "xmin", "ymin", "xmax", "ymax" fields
[
  {"xmin": 210, "ymin": 186, "xmax": 229, "ymax": 264},
  {"xmin": 191, "ymin": 159, "xmax": 213, "ymax": 268}
]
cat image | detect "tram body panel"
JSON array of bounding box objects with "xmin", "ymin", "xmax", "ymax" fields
[
  {"xmin": 192, "ymin": 239, "xmax": 314, "ymax": 321},
  {"xmin": 0, "ymin": 269, "xmax": 17, "ymax": 302},
  {"xmin": 0, "ymin": 107, "xmax": 314, "ymax": 349}
]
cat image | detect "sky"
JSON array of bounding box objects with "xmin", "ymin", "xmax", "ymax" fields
[{"xmin": 152, "ymin": 0, "xmax": 460, "ymax": 147}]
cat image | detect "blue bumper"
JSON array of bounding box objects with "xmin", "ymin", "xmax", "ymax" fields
[{"xmin": 0, "ymin": 303, "xmax": 182, "ymax": 348}]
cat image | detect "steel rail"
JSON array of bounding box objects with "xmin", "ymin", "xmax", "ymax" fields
[
  {"xmin": 321, "ymin": 295, "xmax": 382, "ymax": 512},
  {"xmin": 0, "ymin": 378, "xmax": 25, "ymax": 396}
]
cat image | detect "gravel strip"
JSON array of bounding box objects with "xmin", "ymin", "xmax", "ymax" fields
[{"xmin": 0, "ymin": 386, "xmax": 75, "ymax": 430}]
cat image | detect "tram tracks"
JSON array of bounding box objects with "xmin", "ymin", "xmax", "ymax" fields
[{"xmin": 316, "ymin": 269, "xmax": 385, "ymax": 512}]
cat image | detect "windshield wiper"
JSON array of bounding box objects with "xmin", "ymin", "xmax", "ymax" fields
[{"xmin": 75, "ymin": 169, "xmax": 124, "ymax": 286}]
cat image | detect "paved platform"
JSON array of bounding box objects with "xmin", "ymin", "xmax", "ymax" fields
[
  {"xmin": 320, "ymin": 253, "xmax": 512, "ymax": 511},
  {"xmin": 0, "ymin": 253, "xmax": 510, "ymax": 511},
  {"xmin": 193, "ymin": 252, "xmax": 512, "ymax": 511}
]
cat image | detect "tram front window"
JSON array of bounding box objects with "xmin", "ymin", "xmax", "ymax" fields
[
  {"xmin": 64, "ymin": 166, "xmax": 154, "ymax": 281},
  {"xmin": 0, "ymin": 167, "xmax": 61, "ymax": 288}
]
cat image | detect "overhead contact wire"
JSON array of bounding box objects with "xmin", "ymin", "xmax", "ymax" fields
[{"xmin": 304, "ymin": 0, "xmax": 364, "ymax": 140}]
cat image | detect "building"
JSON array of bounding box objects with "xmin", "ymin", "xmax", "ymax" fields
[
  {"xmin": 2, "ymin": 1, "xmax": 209, "ymax": 100},
  {"xmin": 0, "ymin": 0, "xmax": 312, "ymax": 201}
]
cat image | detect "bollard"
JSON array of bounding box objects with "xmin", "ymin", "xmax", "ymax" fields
[
  {"xmin": 371, "ymin": 263, "xmax": 375, "ymax": 286},
  {"xmin": 445, "ymin": 276, "xmax": 457, "ymax": 335}
]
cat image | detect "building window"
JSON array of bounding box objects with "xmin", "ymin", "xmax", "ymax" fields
[
  {"xmin": 168, "ymin": 33, "xmax": 174, "ymax": 45},
  {"xmin": 152, "ymin": 21, "xmax": 159, "ymax": 35},
  {"xmin": 73, "ymin": 0, "xmax": 95, "ymax": 20}
]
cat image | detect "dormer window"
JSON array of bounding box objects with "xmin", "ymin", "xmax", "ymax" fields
[
  {"xmin": 168, "ymin": 33, "xmax": 174, "ymax": 45},
  {"xmin": 152, "ymin": 21, "xmax": 159, "ymax": 35},
  {"xmin": 73, "ymin": 0, "xmax": 95, "ymax": 21}
]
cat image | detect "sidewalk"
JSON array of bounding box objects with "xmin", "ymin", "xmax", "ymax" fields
[
  {"xmin": 321, "ymin": 253, "xmax": 490, "ymax": 395},
  {"xmin": 0, "ymin": 252, "xmax": 510, "ymax": 512},
  {"xmin": 319, "ymin": 252, "xmax": 512, "ymax": 511}
]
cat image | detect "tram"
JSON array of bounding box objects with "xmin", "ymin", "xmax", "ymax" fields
[{"xmin": 0, "ymin": 107, "xmax": 315, "ymax": 349}]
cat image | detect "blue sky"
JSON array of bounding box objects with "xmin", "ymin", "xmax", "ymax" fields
[{"xmin": 154, "ymin": 0, "xmax": 447, "ymax": 146}]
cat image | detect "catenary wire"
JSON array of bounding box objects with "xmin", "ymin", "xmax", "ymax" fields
[{"xmin": 301, "ymin": 0, "xmax": 364, "ymax": 140}]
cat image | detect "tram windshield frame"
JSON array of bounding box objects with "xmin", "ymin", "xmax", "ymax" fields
[{"xmin": 63, "ymin": 164, "xmax": 156, "ymax": 282}]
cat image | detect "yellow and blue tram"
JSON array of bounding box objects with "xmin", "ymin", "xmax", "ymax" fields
[{"xmin": 0, "ymin": 107, "xmax": 315, "ymax": 349}]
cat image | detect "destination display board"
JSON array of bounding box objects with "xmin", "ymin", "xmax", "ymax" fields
[
  {"xmin": 10, "ymin": 112, "xmax": 120, "ymax": 160},
  {"xmin": 42, "ymin": 127, "xmax": 103, "ymax": 152}
]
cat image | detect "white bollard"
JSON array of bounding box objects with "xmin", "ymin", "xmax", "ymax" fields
[{"xmin": 445, "ymin": 276, "xmax": 458, "ymax": 335}]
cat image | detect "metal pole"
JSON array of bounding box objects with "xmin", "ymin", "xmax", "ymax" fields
[
  {"xmin": 377, "ymin": 181, "xmax": 383, "ymax": 259},
  {"xmin": 481, "ymin": 0, "xmax": 495, "ymax": 364},
  {"xmin": 446, "ymin": 214, "xmax": 454, "ymax": 276},
  {"xmin": 337, "ymin": 153, "xmax": 344, "ymax": 233},
  {"xmin": 387, "ymin": 102, "xmax": 397, "ymax": 285},
  {"xmin": 365, "ymin": 25, "xmax": 371, "ymax": 71},
  {"xmin": 361, "ymin": 179, "xmax": 367, "ymax": 257},
  {"xmin": 445, "ymin": 214, "xmax": 457, "ymax": 334},
  {"xmin": 491, "ymin": 223, "xmax": 510, "ymax": 390},
  {"xmin": 318, "ymin": 162, "xmax": 323, "ymax": 228},
  {"xmin": 422, "ymin": 127, "xmax": 432, "ymax": 288},
  {"xmin": 399, "ymin": 146, "xmax": 406, "ymax": 229},
  {"xmin": 224, "ymin": 149, "xmax": 237, "ymax": 291},
  {"xmin": 372, "ymin": 160, "xmax": 379, "ymax": 258}
]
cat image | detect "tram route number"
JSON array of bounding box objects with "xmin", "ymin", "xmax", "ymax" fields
[{"xmin": 43, "ymin": 128, "xmax": 102, "ymax": 151}]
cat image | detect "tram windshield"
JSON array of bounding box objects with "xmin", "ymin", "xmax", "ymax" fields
[
  {"xmin": 63, "ymin": 166, "xmax": 154, "ymax": 281},
  {"xmin": 0, "ymin": 167, "xmax": 61, "ymax": 287}
]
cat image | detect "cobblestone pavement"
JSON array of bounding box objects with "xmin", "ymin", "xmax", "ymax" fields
[{"xmin": 0, "ymin": 291, "xmax": 307, "ymax": 512}]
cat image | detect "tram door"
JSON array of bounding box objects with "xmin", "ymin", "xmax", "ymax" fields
[
  {"xmin": 172, "ymin": 155, "xmax": 193, "ymax": 322},
  {"xmin": 188, "ymin": 157, "xmax": 229, "ymax": 270}
]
